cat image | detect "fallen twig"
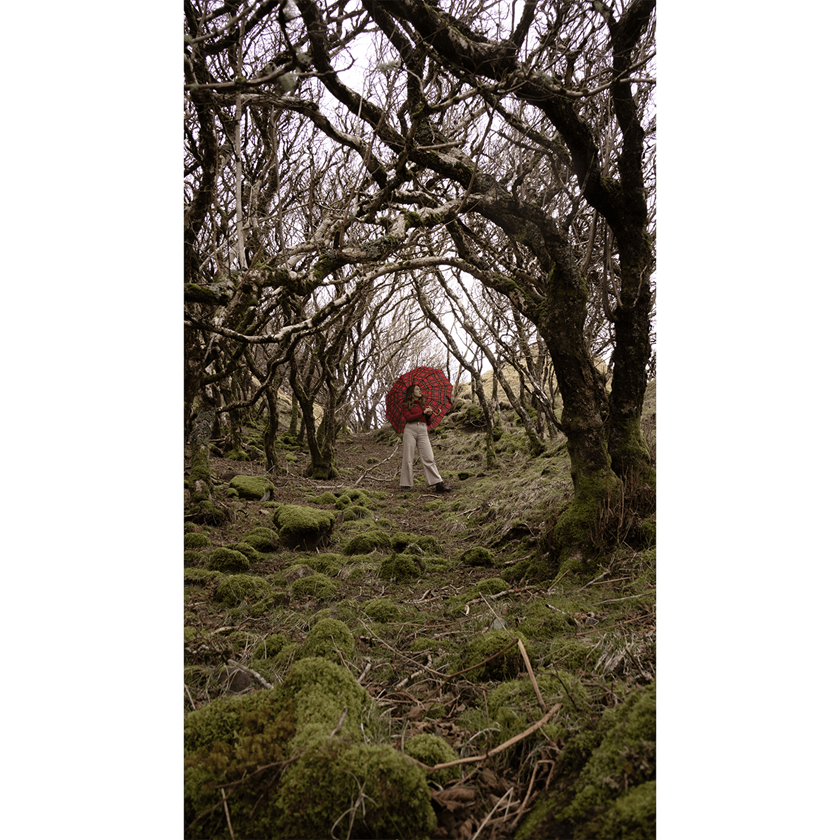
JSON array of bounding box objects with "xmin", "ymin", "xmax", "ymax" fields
[
  {"xmin": 330, "ymin": 707, "xmax": 348, "ymax": 738},
  {"xmin": 517, "ymin": 639, "xmax": 547, "ymax": 714},
  {"xmin": 226, "ymin": 659, "xmax": 274, "ymax": 690},
  {"xmin": 221, "ymin": 787, "xmax": 236, "ymax": 840},
  {"xmin": 415, "ymin": 703, "xmax": 561, "ymax": 773},
  {"xmin": 510, "ymin": 759, "xmax": 548, "ymax": 828},
  {"xmin": 472, "ymin": 787, "xmax": 516, "ymax": 840},
  {"xmin": 354, "ymin": 444, "xmax": 400, "ymax": 486}
]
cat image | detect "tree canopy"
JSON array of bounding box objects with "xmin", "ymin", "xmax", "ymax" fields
[{"xmin": 184, "ymin": 0, "xmax": 656, "ymax": 569}]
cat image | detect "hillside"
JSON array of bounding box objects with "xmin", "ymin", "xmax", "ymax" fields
[{"xmin": 184, "ymin": 381, "xmax": 656, "ymax": 839}]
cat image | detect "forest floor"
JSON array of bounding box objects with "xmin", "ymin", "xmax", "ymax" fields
[{"xmin": 184, "ymin": 384, "xmax": 656, "ymax": 840}]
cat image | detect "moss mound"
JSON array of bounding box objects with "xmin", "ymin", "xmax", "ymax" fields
[
  {"xmin": 184, "ymin": 532, "xmax": 210, "ymax": 549},
  {"xmin": 241, "ymin": 527, "xmax": 279, "ymax": 552},
  {"xmin": 379, "ymin": 553, "xmax": 424, "ymax": 582},
  {"xmin": 343, "ymin": 530, "xmax": 392, "ymax": 555},
  {"xmin": 362, "ymin": 597, "xmax": 402, "ymax": 623},
  {"xmin": 335, "ymin": 488, "xmax": 373, "ymax": 510},
  {"xmin": 185, "ymin": 657, "xmax": 436, "ymax": 839},
  {"xmin": 206, "ymin": 547, "xmax": 250, "ymax": 573},
  {"xmin": 475, "ymin": 577, "xmax": 508, "ymax": 596},
  {"xmin": 391, "ymin": 532, "xmax": 442, "ymax": 554},
  {"xmin": 289, "ymin": 572, "xmax": 338, "ymax": 601},
  {"xmin": 299, "ymin": 618, "xmax": 355, "ymax": 662},
  {"xmin": 229, "ymin": 474, "xmax": 275, "ymax": 500},
  {"xmin": 228, "ymin": 541, "xmax": 261, "ymax": 564},
  {"xmin": 309, "ymin": 491, "xmax": 338, "ymax": 505},
  {"xmin": 272, "ymin": 504, "xmax": 336, "ymax": 549},
  {"xmin": 405, "ymin": 734, "xmax": 460, "ymax": 785},
  {"xmin": 460, "ymin": 546, "xmax": 494, "ymax": 567}
]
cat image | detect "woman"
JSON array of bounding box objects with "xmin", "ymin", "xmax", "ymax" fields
[{"xmin": 400, "ymin": 385, "xmax": 451, "ymax": 493}]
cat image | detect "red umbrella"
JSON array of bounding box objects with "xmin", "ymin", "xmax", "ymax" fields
[{"xmin": 385, "ymin": 366, "xmax": 453, "ymax": 433}]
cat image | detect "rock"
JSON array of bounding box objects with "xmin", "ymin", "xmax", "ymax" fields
[
  {"xmin": 229, "ymin": 475, "xmax": 275, "ymax": 500},
  {"xmin": 272, "ymin": 504, "xmax": 336, "ymax": 549}
]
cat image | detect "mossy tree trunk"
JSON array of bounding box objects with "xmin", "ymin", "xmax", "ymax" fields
[
  {"xmin": 187, "ymin": 405, "xmax": 215, "ymax": 505},
  {"xmin": 288, "ymin": 353, "xmax": 339, "ymax": 481},
  {"xmin": 535, "ymin": 254, "xmax": 623, "ymax": 566}
]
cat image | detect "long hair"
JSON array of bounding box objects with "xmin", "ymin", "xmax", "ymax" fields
[{"xmin": 403, "ymin": 384, "xmax": 425, "ymax": 407}]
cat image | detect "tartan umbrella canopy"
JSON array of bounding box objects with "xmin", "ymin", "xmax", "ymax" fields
[{"xmin": 385, "ymin": 366, "xmax": 453, "ymax": 433}]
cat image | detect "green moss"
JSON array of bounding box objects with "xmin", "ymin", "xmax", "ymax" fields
[
  {"xmin": 309, "ymin": 492, "xmax": 338, "ymax": 505},
  {"xmin": 515, "ymin": 682, "xmax": 655, "ymax": 840},
  {"xmin": 335, "ymin": 488, "xmax": 373, "ymax": 509},
  {"xmin": 474, "ymin": 577, "xmax": 508, "ymax": 596},
  {"xmin": 261, "ymin": 633, "xmax": 290, "ymax": 657},
  {"xmin": 391, "ymin": 532, "xmax": 442, "ymax": 554},
  {"xmin": 343, "ymin": 503, "xmax": 372, "ymax": 521},
  {"xmin": 598, "ymin": 781, "xmax": 656, "ymax": 839},
  {"xmin": 300, "ymin": 618, "xmax": 355, "ymax": 662},
  {"xmin": 409, "ymin": 636, "xmax": 446, "ymax": 653},
  {"xmin": 305, "ymin": 552, "xmax": 343, "ymax": 576},
  {"xmin": 184, "ymin": 568, "xmax": 222, "ymax": 586},
  {"xmin": 379, "ymin": 553, "xmax": 424, "ymax": 582},
  {"xmin": 272, "ymin": 504, "xmax": 336, "ymax": 549},
  {"xmin": 460, "ymin": 546, "xmax": 494, "ymax": 567},
  {"xmin": 289, "ymin": 572, "xmax": 338, "ymax": 601},
  {"xmin": 362, "ymin": 597, "xmax": 401, "ymax": 623},
  {"xmin": 405, "ymin": 734, "xmax": 460, "ymax": 785},
  {"xmin": 516, "ymin": 602, "xmax": 577, "ymax": 637},
  {"xmin": 277, "ymin": 740, "xmax": 436, "ymax": 839},
  {"xmin": 206, "ymin": 547, "xmax": 250, "ymax": 573},
  {"xmin": 213, "ymin": 574, "xmax": 271, "ymax": 608},
  {"xmin": 186, "ymin": 657, "xmax": 435, "ymax": 839},
  {"xmin": 229, "ymin": 475, "xmax": 275, "ymax": 500},
  {"xmin": 228, "ymin": 541, "xmax": 261, "ymax": 564},
  {"xmin": 549, "ymin": 638, "xmax": 595, "ymax": 671},
  {"xmin": 546, "ymin": 470, "xmax": 623, "ymax": 567},
  {"xmin": 184, "ymin": 532, "xmax": 210, "ymax": 549},
  {"xmin": 343, "ymin": 530, "xmax": 392, "ymax": 555},
  {"xmin": 241, "ymin": 528, "xmax": 280, "ymax": 552},
  {"xmin": 184, "ymin": 550, "xmax": 204, "ymax": 568}
]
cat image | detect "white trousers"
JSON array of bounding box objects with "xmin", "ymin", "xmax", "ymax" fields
[{"xmin": 400, "ymin": 421, "xmax": 443, "ymax": 486}]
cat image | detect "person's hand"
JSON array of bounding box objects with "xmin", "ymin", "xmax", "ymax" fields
[{"xmin": 423, "ymin": 406, "xmax": 433, "ymax": 415}]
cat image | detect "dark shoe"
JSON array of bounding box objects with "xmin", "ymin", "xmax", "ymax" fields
[
  {"xmin": 400, "ymin": 485, "xmax": 412, "ymax": 492},
  {"xmin": 434, "ymin": 482, "xmax": 452, "ymax": 493}
]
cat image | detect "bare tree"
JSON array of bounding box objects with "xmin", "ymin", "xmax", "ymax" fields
[
  {"xmin": 183, "ymin": 0, "xmax": 656, "ymax": 569},
  {"xmin": 290, "ymin": 0, "xmax": 655, "ymax": 568}
]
